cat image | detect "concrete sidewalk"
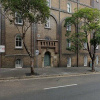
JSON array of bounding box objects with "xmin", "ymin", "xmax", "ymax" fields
[{"xmin": 0, "ymin": 67, "xmax": 100, "ymax": 80}]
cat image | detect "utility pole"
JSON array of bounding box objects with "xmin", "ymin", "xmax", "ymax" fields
[{"xmin": 76, "ymin": 0, "xmax": 79, "ymax": 67}]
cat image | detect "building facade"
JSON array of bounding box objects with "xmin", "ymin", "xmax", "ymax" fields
[{"xmin": 0, "ymin": 0, "xmax": 100, "ymax": 68}]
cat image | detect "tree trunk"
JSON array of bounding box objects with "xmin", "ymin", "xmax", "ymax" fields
[
  {"xmin": 92, "ymin": 59, "xmax": 95, "ymax": 72},
  {"xmin": 31, "ymin": 57, "xmax": 34, "ymax": 75},
  {"xmin": 23, "ymin": 40, "xmax": 35, "ymax": 75}
]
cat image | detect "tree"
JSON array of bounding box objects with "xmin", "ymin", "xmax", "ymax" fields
[
  {"xmin": 1, "ymin": 0, "xmax": 50, "ymax": 74},
  {"xmin": 64, "ymin": 8, "xmax": 100, "ymax": 71}
]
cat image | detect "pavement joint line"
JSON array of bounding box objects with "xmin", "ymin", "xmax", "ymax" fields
[
  {"xmin": 44, "ymin": 84, "xmax": 78, "ymax": 90},
  {"xmin": 0, "ymin": 72, "xmax": 100, "ymax": 82}
]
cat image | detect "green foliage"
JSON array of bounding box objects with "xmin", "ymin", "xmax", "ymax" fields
[
  {"xmin": 1, "ymin": 0, "xmax": 50, "ymax": 23},
  {"xmin": 64, "ymin": 7, "xmax": 100, "ymax": 52}
]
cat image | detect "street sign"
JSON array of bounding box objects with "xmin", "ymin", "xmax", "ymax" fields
[
  {"xmin": 35, "ymin": 50, "xmax": 39, "ymax": 55},
  {"xmin": 0, "ymin": 45, "xmax": 5, "ymax": 53}
]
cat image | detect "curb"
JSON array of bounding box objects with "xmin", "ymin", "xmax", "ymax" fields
[{"xmin": 0, "ymin": 71, "xmax": 99, "ymax": 81}]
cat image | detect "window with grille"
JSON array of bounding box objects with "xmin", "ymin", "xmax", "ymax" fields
[
  {"xmin": 15, "ymin": 12, "xmax": 23, "ymax": 25},
  {"xmin": 96, "ymin": 45, "xmax": 99, "ymax": 49},
  {"xmin": 15, "ymin": 35, "xmax": 23, "ymax": 48},
  {"xmin": 67, "ymin": 3, "xmax": 71, "ymax": 13},
  {"xmin": 45, "ymin": 18, "xmax": 50, "ymax": 28},
  {"xmin": 67, "ymin": 57, "xmax": 71, "ymax": 67},
  {"xmin": 84, "ymin": 56, "xmax": 87, "ymax": 66},
  {"xmin": 67, "ymin": 39, "xmax": 71, "ymax": 48},
  {"xmin": 66, "ymin": 23, "xmax": 71, "ymax": 31},
  {"xmin": 83, "ymin": 42, "xmax": 87, "ymax": 49},
  {"xmin": 96, "ymin": 56, "xmax": 99, "ymax": 65},
  {"xmin": 47, "ymin": 0, "xmax": 51, "ymax": 7},
  {"xmin": 15, "ymin": 59, "xmax": 22, "ymax": 68}
]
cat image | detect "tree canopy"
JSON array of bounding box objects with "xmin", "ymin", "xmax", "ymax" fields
[
  {"xmin": 1, "ymin": 0, "xmax": 50, "ymax": 23},
  {"xmin": 0, "ymin": 0, "xmax": 50, "ymax": 74},
  {"xmin": 64, "ymin": 7, "xmax": 100, "ymax": 71}
]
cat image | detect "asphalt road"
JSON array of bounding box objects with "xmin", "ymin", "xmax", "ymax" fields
[{"xmin": 0, "ymin": 74, "xmax": 100, "ymax": 100}]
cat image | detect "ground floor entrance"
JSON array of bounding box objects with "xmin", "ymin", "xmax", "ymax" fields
[{"xmin": 44, "ymin": 52, "xmax": 51, "ymax": 67}]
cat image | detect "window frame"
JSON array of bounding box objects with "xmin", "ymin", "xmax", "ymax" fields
[
  {"xmin": 45, "ymin": 17, "xmax": 50, "ymax": 29},
  {"xmin": 96, "ymin": 56, "xmax": 99, "ymax": 65},
  {"xmin": 67, "ymin": 3, "xmax": 71, "ymax": 13},
  {"xmin": 96, "ymin": 0, "xmax": 99, "ymax": 3},
  {"xmin": 15, "ymin": 34, "xmax": 23, "ymax": 49},
  {"xmin": 96, "ymin": 45, "xmax": 99, "ymax": 50},
  {"xmin": 66, "ymin": 23, "xmax": 71, "ymax": 31},
  {"xmin": 67, "ymin": 39, "xmax": 71, "ymax": 48},
  {"xmin": 83, "ymin": 42, "xmax": 87, "ymax": 49},
  {"xmin": 15, "ymin": 12, "xmax": 23, "ymax": 25},
  {"xmin": 15, "ymin": 59, "xmax": 23, "ymax": 68},
  {"xmin": 84, "ymin": 56, "xmax": 87, "ymax": 66},
  {"xmin": 67, "ymin": 57, "xmax": 71, "ymax": 67},
  {"xmin": 47, "ymin": 0, "xmax": 51, "ymax": 8}
]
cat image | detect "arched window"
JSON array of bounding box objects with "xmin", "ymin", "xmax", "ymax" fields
[
  {"xmin": 67, "ymin": 3, "xmax": 71, "ymax": 13},
  {"xmin": 45, "ymin": 17, "xmax": 50, "ymax": 28},
  {"xmin": 15, "ymin": 34, "xmax": 23, "ymax": 48},
  {"xmin": 15, "ymin": 59, "xmax": 23, "ymax": 68}
]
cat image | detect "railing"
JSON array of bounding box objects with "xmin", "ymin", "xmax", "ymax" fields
[{"xmin": 37, "ymin": 39, "xmax": 58, "ymax": 54}]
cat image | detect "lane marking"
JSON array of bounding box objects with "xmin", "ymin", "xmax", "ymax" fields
[{"xmin": 44, "ymin": 84, "xmax": 77, "ymax": 90}]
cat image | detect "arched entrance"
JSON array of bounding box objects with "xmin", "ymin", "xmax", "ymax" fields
[{"xmin": 44, "ymin": 52, "xmax": 51, "ymax": 67}]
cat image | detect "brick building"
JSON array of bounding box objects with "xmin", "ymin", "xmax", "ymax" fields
[{"xmin": 0, "ymin": 0, "xmax": 100, "ymax": 68}]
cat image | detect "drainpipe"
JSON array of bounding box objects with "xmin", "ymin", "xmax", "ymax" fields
[
  {"xmin": 0, "ymin": 4, "xmax": 2, "ymax": 68},
  {"xmin": 59, "ymin": 0, "xmax": 61, "ymax": 67},
  {"xmin": 76, "ymin": 0, "xmax": 79, "ymax": 67},
  {"xmin": 33, "ymin": 23, "xmax": 36, "ymax": 67}
]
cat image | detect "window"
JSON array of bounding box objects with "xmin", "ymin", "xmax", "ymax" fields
[
  {"xmin": 96, "ymin": 0, "xmax": 99, "ymax": 2},
  {"xmin": 67, "ymin": 3, "xmax": 71, "ymax": 13},
  {"xmin": 96, "ymin": 56, "xmax": 99, "ymax": 65},
  {"xmin": 15, "ymin": 12, "xmax": 23, "ymax": 25},
  {"xmin": 47, "ymin": 0, "xmax": 51, "ymax": 7},
  {"xmin": 67, "ymin": 39, "xmax": 71, "ymax": 48},
  {"xmin": 15, "ymin": 59, "xmax": 22, "ymax": 68},
  {"xmin": 84, "ymin": 56, "xmax": 87, "ymax": 66},
  {"xmin": 45, "ymin": 18, "xmax": 50, "ymax": 28},
  {"xmin": 67, "ymin": 57, "xmax": 71, "ymax": 67},
  {"xmin": 15, "ymin": 35, "xmax": 23, "ymax": 48},
  {"xmin": 66, "ymin": 23, "xmax": 71, "ymax": 31},
  {"xmin": 96, "ymin": 45, "xmax": 98, "ymax": 49},
  {"xmin": 83, "ymin": 42, "xmax": 87, "ymax": 49}
]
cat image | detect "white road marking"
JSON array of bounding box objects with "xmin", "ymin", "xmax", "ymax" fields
[{"xmin": 44, "ymin": 84, "xmax": 77, "ymax": 90}]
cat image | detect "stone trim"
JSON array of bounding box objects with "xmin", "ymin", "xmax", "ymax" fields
[
  {"xmin": 68, "ymin": 0, "xmax": 93, "ymax": 8},
  {"xmin": 5, "ymin": 54, "xmax": 29, "ymax": 57}
]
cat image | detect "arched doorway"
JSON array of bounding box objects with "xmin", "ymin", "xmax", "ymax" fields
[{"xmin": 44, "ymin": 52, "xmax": 51, "ymax": 67}]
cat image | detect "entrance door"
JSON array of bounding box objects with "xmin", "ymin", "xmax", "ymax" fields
[
  {"xmin": 44, "ymin": 52, "xmax": 51, "ymax": 67},
  {"xmin": 15, "ymin": 59, "xmax": 22, "ymax": 68},
  {"xmin": 67, "ymin": 57, "xmax": 71, "ymax": 67},
  {"xmin": 84, "ymin": 56, "xmax": 87, "ymax": 66}
]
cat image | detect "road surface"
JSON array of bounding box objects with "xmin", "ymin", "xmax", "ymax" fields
[{"xmin": 0, "ymin": 73, "xmax": 100, "ymax": 100}]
